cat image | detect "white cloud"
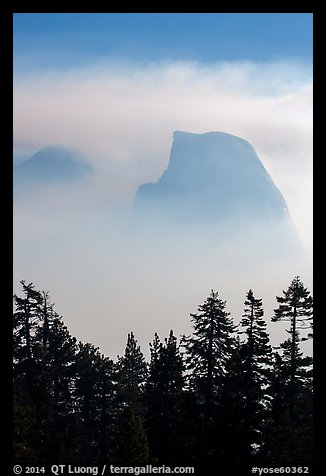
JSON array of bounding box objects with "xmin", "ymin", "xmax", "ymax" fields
[
  {"xmin": 13, "ymin": 59, "xmax": 313, "ymax": 357},
  {"xmin": 13, "ymin": 59, "xmax": 312, "ymax": 253}
]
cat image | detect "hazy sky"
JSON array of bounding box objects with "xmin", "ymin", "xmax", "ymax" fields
[{"xmin": 13, "ymin": 13, "xmax": 313, "ymax": 359}]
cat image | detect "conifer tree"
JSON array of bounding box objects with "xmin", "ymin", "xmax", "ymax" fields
[
  {"xmin": 74, "ymin": 343, "xmax": 102, "ymax": 463},
  {"xmin": 38, "ymin": 317, "xmax": 77, "ymax": 462},
  {"xmin": 183, "ymin": 290, "xmax": 236, "ymax": 421},
  {"xmin": 218, "ymin": 290, "xmax": 272, "ymax": 465},
  {"xmin": 13, "ymin": 282, "xmax": 43, "ymax": 463},
  {"xmin": 261, "ymin": 277, "xmax": 313, "ymax": 466},
  {"xmin": 147, "ymin": 332, "xmax": 162, "ymax": 395},
  {"xmin": 145, "ymin": 331, "xmax": 184, "ymax": 464},
  {"xmin": 272, "ymin": 276, "xmax": 313, "ymax": 395},
  {"xmin": 116, "ymin": 332, "xmax": 147, "ymax": 408},
  {"xmin": 13, "ymin": 281, "xmax": 43, "ymax": 377},
  {"xmin": 239, "ymin": 289, "xmax": 272, "ymax": 408},
  {"xmin": 182, "ymin": 290, "xmax": 236, "ymax": 467},
  {"xmin": 97, "ymin": 355, "xmax": 116, "ymax": 465},
  {"xmin": 13, "ymin": 282, "xmax": 79, "ymax": 463},
  {"xmin": 260, "ymin": 347, "xmax": 313, "ymax": 466},
  {"xmin": 233, "ymin": 289, "xmax": 272, "ymax": 463}
]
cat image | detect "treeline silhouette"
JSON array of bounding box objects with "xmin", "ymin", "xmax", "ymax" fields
[{"xmin": 13, "ymin": 277, "xmax": 313, "ymax": 472}]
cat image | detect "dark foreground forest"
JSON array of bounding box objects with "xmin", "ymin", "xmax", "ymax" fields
[{"xmin": 13, "ymin": 277, "xmax": 313, "ymax": 473}]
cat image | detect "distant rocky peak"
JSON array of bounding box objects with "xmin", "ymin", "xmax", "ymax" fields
[
  {"xmin": 135, "ymin": 130, "xmax": 289, "ymax": 223},
  {"xmin": 14, "ymin": 146, "xmax": 92, "ymax": 185}
]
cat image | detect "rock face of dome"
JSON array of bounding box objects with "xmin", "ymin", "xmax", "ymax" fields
[
  {"xmin": 134, "ymin": 130, "xmax": 301, "ymax": 256},
  {"xmin": 136, "ymin": 131, "xmax": 289, "ymax": 222}
]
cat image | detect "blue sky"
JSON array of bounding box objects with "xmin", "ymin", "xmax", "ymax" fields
[{"xmin": 14, "ymin": 13, "xmax": 313, "ymax": 72}]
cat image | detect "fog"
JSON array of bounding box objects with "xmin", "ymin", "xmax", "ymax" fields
[
  {"xmin": 13, "ymin": 59, "xmax": 313, "ymax": 359},
  {"xmin": 13, "ymin": 185, "xmax": 312, "ymax": 360}
]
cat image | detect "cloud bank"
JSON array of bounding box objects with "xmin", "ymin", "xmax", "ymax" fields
[
  {"xmin": 13, "ymin": 59, "xmax": 313, "ymax": 358},
  {"xmin": 14, "ymin": 59, "xmax": 312, "ymax": 252}
]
